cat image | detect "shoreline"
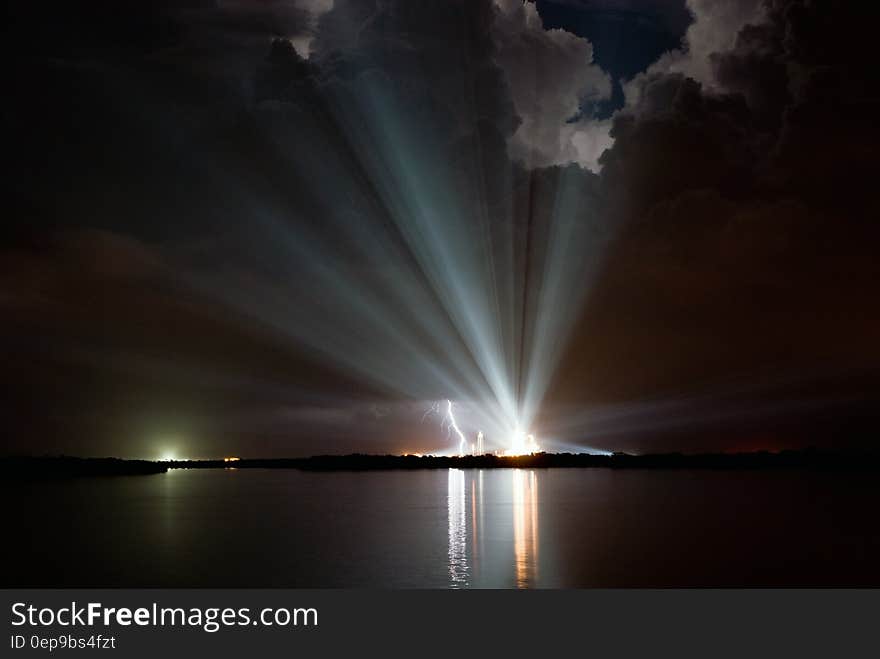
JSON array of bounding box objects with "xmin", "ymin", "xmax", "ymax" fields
[{"xmin": 3, "ymin": 449, "xmax": 880, "ymax": 478}]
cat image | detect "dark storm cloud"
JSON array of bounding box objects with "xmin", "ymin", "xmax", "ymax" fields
[
  {"xmin": 602, "ymin": 0, "xmax": 878, "ymax": 238},
  {"xmin": 6, "ymin": 2, "xmax": 313, "ymax": 89},
  {"xmin": 549, "ymin": 0, "xmax": 880, "ymax": 448},
  {"xmin": 534, "ymin": 0, "xmax": 693, "ymax": 116},
  {"xmin": 309, "ymin": 0, "xmax": 519, "ymax": 144},
  {"xmin": 492, "ymin": 0, "xmax": 613, "ymax": 168},
  {"xmin": 601, "ymin": 72, "xmax": 755, "ymax": 214},
  {"xmin": 1, "ymin": 229, "xmax": 378, "ymax": 457},
  {"xmin": 5, "ymin": 2, "xmax": 319, "ymax": 248}
]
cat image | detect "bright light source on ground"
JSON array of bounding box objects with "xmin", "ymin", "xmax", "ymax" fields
[{"xmin": 503, "ymin": 426, "xmax": 540, "ymax": 456}]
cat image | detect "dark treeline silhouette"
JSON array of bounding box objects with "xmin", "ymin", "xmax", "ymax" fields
[
  {"xmin": 196, "ymin": 449, "xmax": 880, "ymax": 471},
  {"xmin": 0, "ymin": 456, "xmax": 167, "ymax": 479},
  {"xmin": 4, "ymin": 448, "xmax": 880, "ymax": 479}
]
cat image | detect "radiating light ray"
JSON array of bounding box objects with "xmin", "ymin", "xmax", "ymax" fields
[
  {"xmin": 521, "ymin": 193, "xmax": 605, "ymax": 427},
  {"xmin": 534, "ymin": 368, "xmax": 878, "ymax": 451},
  {"xmin": 334, "ymin": 79, "xmax": 519, "ymax": 420},
  {"xmin": 159, "ymin": 58, "xmax": 614, "ymax": 453}
]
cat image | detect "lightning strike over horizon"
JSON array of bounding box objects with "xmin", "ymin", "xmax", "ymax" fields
[{"xmin": 446, "ymin": 400, "xmax": 468, "ymax": 457}]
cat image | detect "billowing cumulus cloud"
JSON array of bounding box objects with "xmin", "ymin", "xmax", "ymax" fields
[
  {"xmin": 560, "ymin": 0, "xmax": 880, "ymax": 448},
  {"xmin": 492, "ymin": 0, "xmax": 614, "ymax": 170},
  {"xmin": 623, "ymin": 0, "xmax": 764, "ymax": 106}
]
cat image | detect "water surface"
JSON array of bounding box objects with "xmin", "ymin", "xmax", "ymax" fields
[{"xmin": 6, "ymin": 468, "xmax": 880, "ymax": 587}]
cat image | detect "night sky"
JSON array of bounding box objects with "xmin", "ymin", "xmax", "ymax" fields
[{"xmin": 4, "ymin": 1, "xmax": 878, "ymax": 459}]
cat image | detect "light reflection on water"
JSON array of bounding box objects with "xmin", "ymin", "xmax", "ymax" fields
[
  {"xmin": 8, "ymin": 468, "xmax": 880, "ymax": 587},
  {"xmin": 513, "ymin": 469, "xmax": 539, "ymax": 588},
  {"xmin": 447, "ymin": 468, "xmax": 540, "ymax": 589},
  {"xmin": 447, "ymin": 468, "xmax": 468, "ymax": 587}
]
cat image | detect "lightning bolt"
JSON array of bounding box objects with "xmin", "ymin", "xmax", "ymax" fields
[
  {"xmin": 421, "ymin": 400, "xmax": 441, "ymax": 423},
  {"xmin": 446, "ymin": 399, "xmax": 467, "ymax": 457}
]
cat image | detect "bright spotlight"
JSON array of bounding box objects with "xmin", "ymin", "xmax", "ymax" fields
[{"xmin": 504, "ymin": 425, "xmax": 540, "ymax": 456}]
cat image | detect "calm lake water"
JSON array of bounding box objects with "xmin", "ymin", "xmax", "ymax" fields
[{"xmin": 6, "ymin": 468, "xmax": 880, "ymax": 587}]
